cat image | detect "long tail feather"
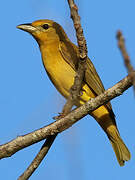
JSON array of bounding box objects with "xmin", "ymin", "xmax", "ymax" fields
[{"xmin": 107, "ymin": 126, "xmax": 131, "ymax": 166}]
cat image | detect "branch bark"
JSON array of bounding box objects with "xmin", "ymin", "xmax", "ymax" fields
[
  {"xmin": 62, "ymin": 0, "xmax": 87, "ymax": 115},
  {"xmin": 117, "ymin": 30, "xmax": 135, "ymax": 93},
  {"xmin": 0, "ymin": 74, "xmax": 133, "ymax": 160},
  {"xmin": 18, "ymin": 135, "xmax": 57, "ymax": 180}
]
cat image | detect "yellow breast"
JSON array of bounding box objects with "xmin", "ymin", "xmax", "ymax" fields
[
  {"xmin": 41, "ymin": 45, "xmax": 75, "ymax": 98},
  {"xmin": 41, "ymin": 44, "xmax": 97, "ymax": 104}
]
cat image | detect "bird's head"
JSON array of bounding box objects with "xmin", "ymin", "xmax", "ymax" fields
[{"xmin": 17, "ymin": 19, "xmax": 68, "ymax": 45}]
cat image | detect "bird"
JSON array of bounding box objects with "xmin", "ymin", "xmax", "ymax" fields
[{"xmin": 17, "ymin": 19, "xmax": 131, "ymax": 166}]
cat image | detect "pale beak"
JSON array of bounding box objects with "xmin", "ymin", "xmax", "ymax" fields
[{"xmin": 17, "ymin": 23, "xmax": 37, "ymax": 33}]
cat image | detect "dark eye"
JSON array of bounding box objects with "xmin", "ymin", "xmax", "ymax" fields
[{"xmin": 42, "ymin": 24, "xmax": 49, "ymax": 30}]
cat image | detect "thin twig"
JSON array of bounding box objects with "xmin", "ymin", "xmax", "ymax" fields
[
  {"xmin": 62, "ymin": 0, "xmax": 88, "ymax": 115},
  {"xmin": 0, "ymin": 73, "xmax": 133, "ymax": 160},
  {"xmin": 18, "ymin": 135, "xmax": 57, "ymax": 180},
  {"xmin": 68, "ymin": 0, "xmax": 87, "ymax": 59},
  {"xmin": 116, "ymin": 30, "xmax": 135, "ymax": 93}
]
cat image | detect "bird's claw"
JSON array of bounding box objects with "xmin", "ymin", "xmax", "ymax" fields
[{"xmin": 53, "ymin": 112, "xmax": 66, "ymax": 120}]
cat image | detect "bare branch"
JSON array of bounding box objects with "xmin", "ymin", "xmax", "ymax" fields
[
  {"xmin": 116, "ymin": 30, "xmax": 135, "ymax": 92},
  {"xmin": 62, "ymin": 0, "xmax": 88, "ymax": 115},
  {"xmin": 0, "ymin": 74, "xmax": 133, "ymax": 160},
  {"xmin": 18, "ymin": 135, "xmax": 57, "ymax": 180},
  {"xmin": 67, "ymin": 0, "xmax": 87, "ymax": 59}
]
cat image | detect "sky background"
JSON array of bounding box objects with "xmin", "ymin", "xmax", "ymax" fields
[{"xmin": 0, "ymin": 0, "xmax": 135, "ymax": 179}]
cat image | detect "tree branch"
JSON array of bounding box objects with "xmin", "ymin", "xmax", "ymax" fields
[
  {"xmin": 18, "ymin": 134, "xmax": 57, "ymax": 180},
  {"xmin": 62, "ymin": 0, "xmax": 88, "ymax": 115},
  {"xmin": 116, "ymin": 30, "xmax": 135, "ymax": 93},
  {"xmin": 0, "ymin": 74, "xmax": 133, "ymax": 160}
]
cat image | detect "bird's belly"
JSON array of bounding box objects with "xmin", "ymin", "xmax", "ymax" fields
[
  {"xmin": 45, "ymin": 55, "xmax": 75, "ymax": 98},
  {"xmin": 44, "ymin": 54, "xmax": 95, "ymax": 105}
]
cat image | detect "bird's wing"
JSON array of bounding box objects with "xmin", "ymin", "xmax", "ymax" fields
[
  {"xmin": 59, "ymin": 41, "xmax": 105, "ymax": 95},
  {"xmin": 59, "ymin": 41, "xmax": 115, "ymax": 117},
  {"xmin": 59, "ymin": 41, "xmax": 78, "ymax": 70}
]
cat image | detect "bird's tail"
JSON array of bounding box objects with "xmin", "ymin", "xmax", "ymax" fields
[
  {"xmin": 106, "ymin": 125, "xmax": 131, "ymax": 166},
  {"xmin": 90, "ymin": 106, "xmax": 130, "ymax": 166}
]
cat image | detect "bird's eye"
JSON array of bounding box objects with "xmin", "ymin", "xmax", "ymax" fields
[{"xmin": 42, "ymin": 24, "xmax": 49, "ymax": 30}]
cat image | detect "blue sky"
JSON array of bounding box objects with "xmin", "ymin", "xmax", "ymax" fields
[{"xmin": 0, "ymin": 0, "xmax": 135, "ymax": 179}]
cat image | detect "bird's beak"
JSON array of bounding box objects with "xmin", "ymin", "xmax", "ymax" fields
[{"xmin": 17, "ymin": 23, "xmax": 37, "ymax": 33}]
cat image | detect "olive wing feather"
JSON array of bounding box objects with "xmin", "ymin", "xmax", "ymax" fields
[{"xmin": 59, "ymin": 41, "xmax": 115, "ymax": 119}]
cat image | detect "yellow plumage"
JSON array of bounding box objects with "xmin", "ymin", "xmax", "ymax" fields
[{"xmin": 17, "ymin": 19, "xmax": 131, "ymax": 166}]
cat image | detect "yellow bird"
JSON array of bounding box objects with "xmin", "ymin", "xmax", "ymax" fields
[{"xmin": 17, "ymin": 19, "xmax": 131, "ymax": 166}]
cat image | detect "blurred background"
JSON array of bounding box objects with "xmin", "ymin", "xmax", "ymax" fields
[{"xmin": 0, "ymin": 0, "xmax": 135, "ymax": 179}]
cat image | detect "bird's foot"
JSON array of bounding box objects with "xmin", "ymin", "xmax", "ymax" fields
[{"xmin": 53, "ymin": 112, "xmax": 66, "ymax": 120}]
